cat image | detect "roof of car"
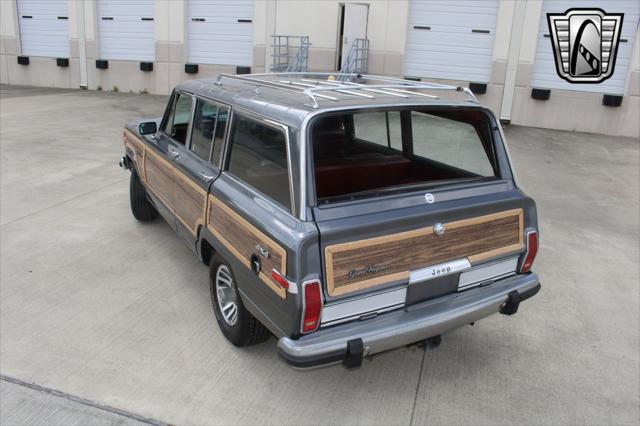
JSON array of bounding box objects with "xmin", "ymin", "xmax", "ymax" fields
[{"xmin": 175, "ymin": 73, "xmax": 480, "ymax": 128}]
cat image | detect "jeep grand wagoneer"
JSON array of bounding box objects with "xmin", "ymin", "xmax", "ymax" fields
[{"xmin": 120, "ymin": 73, "xmax": 540, "ymax": 368}]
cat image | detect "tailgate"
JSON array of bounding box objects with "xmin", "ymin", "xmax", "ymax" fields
[
  {"xmin": 313, "ymin": 185, "xmax": 532, "ymax": 313},
  {"xmin": 325, "ymin": 208, "xmax": 523, "ymax": 297}
]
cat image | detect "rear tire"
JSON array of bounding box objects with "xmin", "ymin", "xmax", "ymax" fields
[
  {"xmin": 129, "ymin": 170, "xmax": 158, "ymax": 222},
  {"xmin": 209, "ymin": 254, "xmax": 270, "ymax": 346}
]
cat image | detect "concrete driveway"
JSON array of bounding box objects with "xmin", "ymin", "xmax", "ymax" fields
[{"xmin": 1, "ymin": 85, "xmax": 638, "ymax": 426}]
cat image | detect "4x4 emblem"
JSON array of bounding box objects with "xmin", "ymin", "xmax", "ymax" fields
[{"xmin": 547, "ymin": 8, "xmax": 624, "ymax": 83}]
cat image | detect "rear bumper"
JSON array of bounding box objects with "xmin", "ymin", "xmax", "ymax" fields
[{"xmin": 278, "ymin": 273, "xmax": 540, "ymax": 369}]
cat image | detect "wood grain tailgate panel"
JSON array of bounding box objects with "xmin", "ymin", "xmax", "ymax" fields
[
  {"xmin": 326, "ymin": 209, "xmax": 524, "ymax": 296},
  {"xmin": 208, "ymin": 197, "xmax": 287, "ymax": 299}
]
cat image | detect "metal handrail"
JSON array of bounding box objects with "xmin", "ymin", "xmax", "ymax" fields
[{"xmin": 215, "ymin": 72, "xmax": 478, "ymax": 108}]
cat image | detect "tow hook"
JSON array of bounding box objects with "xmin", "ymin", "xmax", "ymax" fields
[{"xmin": 500, "ymin": 290, "xmax": 521, "ymax": 315}]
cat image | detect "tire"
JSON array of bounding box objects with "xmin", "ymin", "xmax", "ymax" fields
[
  {"xmin": 129, "ymin": 170, "xmax": 158, "ymax": 222},
  {"xmin": 209, "ymin": 254, "xmax": 270, "ymax": 346}
]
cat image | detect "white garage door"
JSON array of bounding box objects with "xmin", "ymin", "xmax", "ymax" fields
[
  {"xmin": 97, "ymin": 0, "xmax": 154, "ymax": 61},
  {"xmin": 404, "ymin": 0, "xmax": 499, "ymax": 82},
  {"xmin": 17, "ymin": 0, "xmax": 69, "ymax": 57},
  {"xmin": 187, "ymin": 0, "xmax": 254, "ymax": 66},
  {"xmin": 531, "ymin": 0, "xmax": 640, "ymax": 94}
]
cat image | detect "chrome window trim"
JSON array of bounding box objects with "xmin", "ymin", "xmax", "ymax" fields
[
  {"xmin": 185, "ymin": 95, "xmax": 197, "ymax": 151},
  {"xmin": 496, "ymin": 119, "xmax": 519, "ymax": 188}
]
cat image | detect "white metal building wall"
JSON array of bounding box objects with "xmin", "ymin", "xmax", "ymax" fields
[
  {"xmin": 17, "ymin": 0, "xmax": 69, "ymax": 57},
  {"xmin": 530, "ymin": 0, "xmax": 640, "ymax": 94},
  {"xmin": 97, "ymin": 0, "xmax": 155, "ymax": 61},
  {"xmin": 187, "ymin": 0, "xmax": 254, "ymax": 66},
  {"xmin": 404, "ymin": 0, "xmax": 499, "ymax": 82}
]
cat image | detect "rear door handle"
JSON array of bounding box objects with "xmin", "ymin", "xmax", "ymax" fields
[{"xmin": 167, "ymin": 148, "xmax": 180, "ymax": 159}]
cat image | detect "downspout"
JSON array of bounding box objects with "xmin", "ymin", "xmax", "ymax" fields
[
  {"xmin": 77, "ymin": 0, "xmax": 88, "ymax": 88},
  {"xmin": 500, "ymin": 0, "xmax": 527, "ymax": 122}
]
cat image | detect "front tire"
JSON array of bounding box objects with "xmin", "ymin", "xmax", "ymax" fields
[
  {"xmin": 209, "ymin": 254, "xmax": 270, "ymax": 346},
  {"xmin": 129, "ymin": 170, "xmax": 158, "ymax": 222}
]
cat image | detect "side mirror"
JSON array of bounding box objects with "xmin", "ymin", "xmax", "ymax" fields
[{"xmin": 138, "ymin": 121, "xmax": 157, "ymax": 135}]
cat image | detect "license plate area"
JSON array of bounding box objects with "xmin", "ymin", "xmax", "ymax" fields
[{"xmin": 405, "ymin": 259, "xmax": 471, "ymax": 306}]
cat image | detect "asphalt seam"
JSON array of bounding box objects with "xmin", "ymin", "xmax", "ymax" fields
[
  {"xmin": 409, "ymin": 345, "xmax": 427, "ymax": 425},
  {"xmin": 0, "ymin": 374, "xmax": 171, "ymax": 426},
  {"xmin": 0, "ymin": 177, "xmax": 128, "ymax": 227}
]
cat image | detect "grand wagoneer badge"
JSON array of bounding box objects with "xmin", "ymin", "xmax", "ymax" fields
[{"xmin": 348, "ymin": 263, "xmax": 389, "ymax": 280}]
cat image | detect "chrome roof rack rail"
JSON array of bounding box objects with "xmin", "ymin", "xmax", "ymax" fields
[{"xmin": 215, "ymin": 72, "xmax": 478, "ymax": 107}]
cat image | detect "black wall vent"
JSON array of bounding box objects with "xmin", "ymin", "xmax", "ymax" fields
[
  {"xmin": 96, "ymin": 59, "xmax": 108, "ymax": 69},
  {"xmin": 531, "ymin": 88, "xmax": 550, "ymax": 100},
  {"xmin": 140, "ymin": 61, "xmax": 153, "ymax": 72},
  {"xmin": 236, "ymin": 66, "xmax": 251, "ymax": 75},
  {"xmin": 469, "ymin": 82, "xmax": 487, "ymax": 94},
  {"xmin": 185, "ymin": 63, "xmax": 198, "ymax": 74},
  {"xmin": 56, "ymin": 58, "xmax": 69, "ymax": 67},
  {"xmin": 17, "ymin": 56, "xmax": 29, "ymax": 65},
  {"xmin": 404, "ymin": 76, "xmax": 421, "ymax": 81},
  {"xmin": 602, "ymin": 94, "xmax": 623, "ymax": 107}
]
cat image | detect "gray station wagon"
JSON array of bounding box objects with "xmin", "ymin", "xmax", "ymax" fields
[{"xmin": 120, "ymin": 72, "xmax": 541, "ymax": 368}]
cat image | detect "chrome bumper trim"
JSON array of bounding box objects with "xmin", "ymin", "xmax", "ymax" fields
[{"xmin": 278, "ymin": 273, "xmax": 540, "ymax": 368}]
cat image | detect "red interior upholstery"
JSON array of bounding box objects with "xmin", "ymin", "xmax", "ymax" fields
[{"xmin": 315, "ymin": 157, "xmax": 413, "ymax": 198}]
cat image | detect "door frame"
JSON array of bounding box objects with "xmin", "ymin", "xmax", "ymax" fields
[{"xmin": 335, "ymin": 3, "xmax": 369, "ymax": 70}]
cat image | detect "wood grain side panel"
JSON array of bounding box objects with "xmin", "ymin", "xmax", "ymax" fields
[
  {"xmin": 208, "ymin": 196, "xmax": 287, "ymax": 299},
  {"xmin": 144, "ymin": 152, "xmax": 177, "ymax": 211},
  {"xmin": 143, "ymin": 146, "xmax": 207, "ymax": 236},
  {"xmin": 326, "ymin": 209, "xmax": 524, "ymax": 296},
  {"xmin": 123, "ymin": 130, "xmax": 146, "ymax": 181}
]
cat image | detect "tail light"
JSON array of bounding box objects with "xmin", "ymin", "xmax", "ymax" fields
[
  {"xmin": 519, "ymin": 230, "xmax": 538, "ymax": 273},
  {"xmin": 301, "ymin": 280, "xmax": 322, "ymax": 334}
]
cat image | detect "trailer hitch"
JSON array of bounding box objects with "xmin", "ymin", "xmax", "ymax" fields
[{"xmin": 499, "ymin": 290, "xmax": 521, "ymax": 315}]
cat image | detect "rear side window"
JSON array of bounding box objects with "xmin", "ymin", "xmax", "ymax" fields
[
  {"xmin": 226, "ymin": 114, "xmax": 292, "ymax": 212},
  {"xmin": 162, "ymin": 92, "xmax": 192, "ymax": 145}
]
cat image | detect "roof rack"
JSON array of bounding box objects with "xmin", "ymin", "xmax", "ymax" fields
[{"xmin": 215, "ymin": 72, "xmax": 478, "ymax": 108}]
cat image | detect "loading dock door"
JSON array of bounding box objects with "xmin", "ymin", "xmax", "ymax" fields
[
  {"xmin": 404, "ymin": 0, "xmax": 499, "ymax": 82},
  {"xmin": 187, "ymin": 0, "xmax": 254, "ymax": 66},
  {"xmin": 17, "ymin": 0, "xmax": 70, "ymax": 57},
  {"xmin": 530, "ymin": 0, "xmax": 640, "ymax": 94},
  {"xmin": 97, "ymin": 0, "xmax": 155, "ymax": 61}
]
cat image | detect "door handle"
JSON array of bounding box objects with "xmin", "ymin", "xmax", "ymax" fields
[
  {"xmin": 200, "ymin": 172, "xmax": 215, "ymax": 181},
  {"xmin": 167, "ymin": 148, "xmax": 180, "ymax": 159}
]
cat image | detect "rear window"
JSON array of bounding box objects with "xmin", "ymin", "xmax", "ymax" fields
[{"xmin": 312, "ymin": 108, "xmax": 497, "ymax": 202}]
